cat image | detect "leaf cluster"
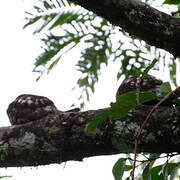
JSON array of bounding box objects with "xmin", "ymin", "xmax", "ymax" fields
[
  {"xmin": 24, "ymin": 0, "xmax": 177, "ymax": 107},
  {"xmin": 112, "ymin": 154, "xmax": 180, "ymax": 180},
  {"xmin": 163, "ymin": 0, "xmax": 180, "ymax": 5},
  {"xmin": 86, "ymin": 75, "xmax": 180, "ymax": 179}
]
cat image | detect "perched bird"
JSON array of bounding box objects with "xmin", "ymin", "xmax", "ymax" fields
[
  {"xmin": 7, "ymin": 94, "xmax": 58, "ymax": 125},
  {"xmin": 116, "ymin": 76, "xmax": 163, "ymax": 105},
  {"xmin": 7, "ymin": 94, "xmax": 80, "ymax": 125},
  {"xmin": 116, "ymin": 76, "xmax": 162, "ymax": 98}
]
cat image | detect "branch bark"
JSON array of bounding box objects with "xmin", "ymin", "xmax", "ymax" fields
[
  {"xmin": 69, "ymin": 0, "xmax": 180, "ymax": 57},
  {"xmin": 0, "ymin": 105, "xmax": 179, "ymax": 167}
]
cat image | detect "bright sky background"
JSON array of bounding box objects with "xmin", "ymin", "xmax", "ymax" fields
[
  {"xmin": 0, "ymin": 0, "xmax": 179, "ymax": 179},
  {"xmin": 0, "ymin": 0, "xmax": 120, "ymax": 127}
]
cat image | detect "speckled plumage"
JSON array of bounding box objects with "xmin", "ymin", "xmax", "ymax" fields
[
  {"xmin": 116, "ymin": 76, "xmax": 162, "ymax": 100},
  {"xmin": 7, "ymin": 94, "xmax": 58, "ymax": 125}
]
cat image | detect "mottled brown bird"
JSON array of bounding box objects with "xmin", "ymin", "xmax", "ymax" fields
[
  {"xmin": 7, "ymin": 94, "xmax": 80, "ymax": 125},
  {"xmin": 116, "ymin": 76, "xmax": 162, "ymax": 98},
  {"xmin": 116, "ymin": 76, "xmax": 163, "ymax": 105},
  {"xmin": 7, "ymin": 94, "xmax": 58, "ymax": 125}
]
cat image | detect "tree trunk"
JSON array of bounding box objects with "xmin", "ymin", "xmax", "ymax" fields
[
  {"xmin": 69, "ymin": 0, "xmax": 180, "ymax": 57},
  {"xmin": 0, "ymin": 105, "xmax": 179, "ymax": 167}
]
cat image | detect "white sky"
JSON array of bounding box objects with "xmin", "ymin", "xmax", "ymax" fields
[
  {"xmin": 0, "ymin": 0, "xmax": 120, "ymax": 127},
  {"xmin": 0, "ymin": 0, "xmax": 179, "ymax": 179}
]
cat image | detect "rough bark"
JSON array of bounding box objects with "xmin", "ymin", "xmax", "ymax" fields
[
  {"xmin": 0, "ymin": 105, "xmax": 179, "ymax": 167},
  {"xmin": 69, "ymin": 0, "xmax": 180, "ymax": 57}
]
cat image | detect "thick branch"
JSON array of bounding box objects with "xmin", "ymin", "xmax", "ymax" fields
[
  {"xmin": 0, "ymin": 105, "xmax": 179, "ymax": 167},
  {"xmin": 70, "ymin": 0, "xmax": 180, "ymax": 57}
]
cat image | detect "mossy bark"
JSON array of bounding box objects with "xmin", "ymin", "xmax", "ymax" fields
[{"xmin": 0, "ymin": 105, "xmax": 179, "ymax": 167}]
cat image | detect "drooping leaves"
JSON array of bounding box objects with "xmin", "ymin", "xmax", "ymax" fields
[
  {"xmin": 24, "ymin": 0, "xmax": 177, "ymax": 109},
  {"xmin": 112, "ymin": 158, "xmax": 127, "ymax": 180},
  {"xmin": 141, "ymin": 58, "xmax": 158, "ymax": 77},
  {"xmin": 163, "ymin": 0, "xmax": 180, "ymax": 4},
  {"xmin": 151, "ymin": 162, "xmax": 179, "ymax": 180},
  {"xmin": 86, "ymin": 91, "xmax": 157, "ymax": 131},
  {"xmin": 159, "ymin": 82, "xmax": 172, "ymax": 97},
  {"xmin": 24, "ymin": 0, "xmax": 176, "ymax": 107},
  {"xmin": 142, "ymin": 161, "xmax": 155, "ymax": 180},
  {"xmin": 111, "ymin": 154, "xmax": 180, "ymax": 180}
]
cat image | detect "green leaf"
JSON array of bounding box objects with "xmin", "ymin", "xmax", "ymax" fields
[
  {"xmin": 169, "ymin": 163, "xmax": 178, "ymax": 180},
  {"xmin": 161, "ymin": 161, "xmax": 169, "ymax": 178},
  {"xmin": 86, "ymin": 91, "xmax": 157, "ymax": 131},
  {"xmin": 162, "ymin": 163, "xmax": 179, "ymax": 180},
  {"xmin": 0, "ymin": 176, "xmax": 12, "ymax": 179},
  {"xmin": 85, "ymin": 110, "xmax": 110, "ymax": 132},
  {"xmin": 159, "ymin": 82, "xmax": 172, "ymax": 97},
  {"xmin": 34, "ymin": 49, "xmax": 59, "ymax": 67},
  {"xmin": 125, "ymin": 178, "xmax": 130, "ymax": 180},
  {"xmin": 151, "ymin": 165, "xmax": 164, "ymax": 180},
  {"xmin": 77, "ymin": 77, "xmax": 89, "ymax": 87},
  {"xmin": 33, "ymin": 13, "xmax": 57, "ymax": 34},
  {"xmin": 150, "ymin": 162, "xmax": 179, "ymax": 180},
  {"xmin": 163, "ymin": 0, "xmax": 180, "ymax": 4},
  {"xmin": 110, "ymin": 91, "xmax": 139, "ymax": 120},
  {"xmin": 124, "ymin": 165, "xmax": 133, "ymax": 171},
  {"xmin": 23, "ymin": 15, "xmax": 42, "ymax": 29},
  {"xmin": 139, "ymin": 91, "xmax": 157, "ymax": 104},
  {"xmin": 111, "ymin": 91, "xmax": 157, "ymax": 120},
  {"xmin": 43, "ymin": 1, "xmax": 53, "ymax": 9},
  {"xmin": 48, "ymin": 58, "xmax": 61, "ymax": 71},
  {"xmin": 142, "ymin": 161, "xmax": 155, "ymax": 180},
  {"xmin": 141, "ymin": 59, "xmax": 158, "ymax": 78},
  {"xmin": 34, "ymin": 32, "xmax": 83, "ymax": 71},
  {"xmin": 49, "ymin": 12, "xmax": 79, "ymax": 30},
  {"xmin": 112, "ymin": 158, "xmax": 127, "ymax": 180}
]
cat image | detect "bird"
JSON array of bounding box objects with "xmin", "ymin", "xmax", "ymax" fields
[
  {"xmin": 116, "ymin": 75, "xmax": 163, "ymax": 98},
  {"xmin": 7, "ymin": 94, "xmax": 80, "ymax": 125},
  {"xmin": 116, "ymin": 75, "xmax": 163, "ymax": 105}
]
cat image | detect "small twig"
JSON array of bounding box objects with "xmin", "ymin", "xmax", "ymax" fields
[
  {"xmin": 131, "ymin": 87, "xmax": 180, "ymax": 180},
  {"xmin": 127, "ymin": 153, "xmax": 179, "ymax": 163}
]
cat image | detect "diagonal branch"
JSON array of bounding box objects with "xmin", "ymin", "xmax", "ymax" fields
[
  {"xmin": 69, "ymin": 0, "xmax": 180, "ymax": 57},
  {"xmin": 0, "ymin": 105, "xmax": 179, "ymax": 167}
]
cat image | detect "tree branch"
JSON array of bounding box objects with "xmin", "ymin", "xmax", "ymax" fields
[
  {"xmin": 69, "ymin": 0, "xmax": 180, "ymax": 57},
  {"xmin": 0, "ymin": 105, "xmax": 179, "ymax": 167}
]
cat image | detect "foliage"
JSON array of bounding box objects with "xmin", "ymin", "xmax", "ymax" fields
[
  {"xmin": 86, "ymin": 90, "xmax": 157, "ymax": 131},
  {"xmin": 25, "ymin": 0, "xmax": 180, "ymax": 179},
  {"xmin": 86, "ymin": 79, "xmax": 180, "ymax": 179},
  {"xmin": 112, "ymin": 154, "xmax": 180, "ymax": 180},
  {"xmin": 86, "ymin": 75, "xmax": 174, "ymax": 132},
  {"xmin": 0, "ymin": 176, "xmax": 12, "ymax": 179},
  {"xmin": 112, "ymin": 158, "xmax": 127, "ymax": 180},
  {"xmin": 163, "ymin": 0, "xmax": 180, "ymax": 5},
  {"xmin": 24, "ymin": 0, "xmax": 176, "ymax": 107}
]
